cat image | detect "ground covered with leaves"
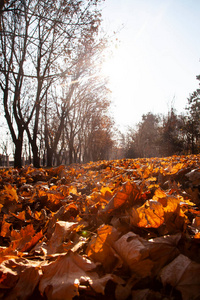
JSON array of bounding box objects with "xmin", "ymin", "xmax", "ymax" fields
[{"xmin": 0, "ymin": 155, "xmax": 200, "ymax": 299}]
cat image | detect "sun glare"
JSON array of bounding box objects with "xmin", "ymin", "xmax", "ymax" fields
[{"xmin": 102, "ymin": 43, "xmax": 154, "ymax": 128}]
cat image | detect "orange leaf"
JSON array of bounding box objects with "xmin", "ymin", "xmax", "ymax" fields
[
  {"xmin": 131, "ymin": 200, "xmax": 164, "ymax": 228},
  {"xmin": 101, "ymin": 181, "xmax": 135, "ymax": 214},
  {"xmin": 11, "ymin": 210, "xmax": 26, "ymax": 221},
  {"xmin": 0, "ymin": 215, "xmax": 11, "ymax": 237},
  {"xmin": 11, "ymin": 224, "xmax": 42, "ymax": 252},
  {"xmin": 86, "ymin": 224, "xmax": 121, "ymax": 272},
  {"xmin": 0, "ymin": 184, "xmax": 18, "ymax": 204}
]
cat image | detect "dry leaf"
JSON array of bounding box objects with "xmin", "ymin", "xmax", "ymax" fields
[
  {"xmin": 160, "ymin": 254, "xmax": 200, "ymax": 300},
  {"xmin": 86, "ymin": 224, "xmax": 121, "ymax": 272},
  {"xmin": 39, "ymin": 251, "xmax": 118, "ymax": 300},
  {"xmin": 113, "ymin": 232, "xmax": 153, "ymax": 277},
  {"xmin": 46, "ymin": 221, "xmax": 78, "ymax": 254},
  {"xmin": 131, "ymin": 200, "xmax": 164, "ymax": 228}
]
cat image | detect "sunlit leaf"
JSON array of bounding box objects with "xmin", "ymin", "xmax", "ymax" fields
[
  {"xmin": 130, "ymin": 200, "xmax": 164, "ymax": 228},
  {"xmin": 11, "ymin": 224, "xmax": 43, "ymax": 252},
  {"xmin": 86, "ymin": 224, "xmax": 121, "ymax": 272},
  {"xmin": 0, "ymin": 184, "xmax": 18, "ymax": 204},
  {"xmin": 101, "ymin": 181, "xmax": 137, "ymax": 214}
]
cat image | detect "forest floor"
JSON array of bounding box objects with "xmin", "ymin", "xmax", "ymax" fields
[{"xmin": 0, "ymin": 154, "xmax": 200, "ymax": 299}]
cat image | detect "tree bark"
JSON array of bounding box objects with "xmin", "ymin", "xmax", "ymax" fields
[{"xmin": 14, "ymin": 137, "xmax": 23, "ymax": 168}]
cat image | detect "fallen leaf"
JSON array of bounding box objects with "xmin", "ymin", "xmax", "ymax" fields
[
  {"xmin": 86, "ymin": 224, "xmax": 121, "ymax": 272},
  {"xmin": 130, "ymin": 200, "xmax": 164, "ymax": 228},
  {"xmin": 39, "ymin": 251, "xmax": 117, "ymax": 300},
  {"xmin": 0, "ymin": 258, "xmax": 42, "ymax": 298},
  {"xmin": 100, "ymin": 181, "xmax": 136, "ymax": 214},
  {"xmin": 160, "ymin": 254, "xmax": 200, "ymax": 300},
  {"xmin": 10, "ymin": 224, "xmax": 43, "ymax": 252},
  {"xmin": 46, "ymin": 221, "xmax": 78, "ymax": 254},
  {"xmin": 113, "ymin": 232, "xmax": 153, "ymax": 277}
]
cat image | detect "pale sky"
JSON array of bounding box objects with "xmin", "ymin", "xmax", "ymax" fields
[{"xmin": 101, "ymin": 0, "xmax": 200, "ymax": 131}]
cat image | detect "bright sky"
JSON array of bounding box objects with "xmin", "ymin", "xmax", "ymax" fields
[{"xmin": 101, "ymin": 0, "xmax": 200, "ymax": 131}]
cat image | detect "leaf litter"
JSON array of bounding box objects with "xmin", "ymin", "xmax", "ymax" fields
[{"xmin": 0, "ymin": 154, "xmax": 200, "ymax": 299}]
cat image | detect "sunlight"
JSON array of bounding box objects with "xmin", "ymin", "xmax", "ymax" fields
[
  {"xmin": 100, "ymin": 0, "xmax": 182, "ymax": 129},
  {"xmin": 101, "ymin": 42, "xmax": 156, "ymax": 128}
]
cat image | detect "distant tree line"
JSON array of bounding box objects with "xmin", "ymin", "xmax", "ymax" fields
[{"xmin": 122, "ymin": 83, "xmax": 200, "ymax": 159}]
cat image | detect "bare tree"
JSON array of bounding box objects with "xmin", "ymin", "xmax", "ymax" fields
[{"xmin": 0, "ymin": 0, "xmax": 103, "ymax": 167}]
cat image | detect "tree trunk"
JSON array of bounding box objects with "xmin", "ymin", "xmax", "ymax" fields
[
  {"xmin": 69, "ymin": 147, "xmax": 73, "ymax": 165},
  {"xmin": 32, "ymin": 143, "xmax": 40, "ymax": 168},
  {"xmin": 14, "ymin": 138, "xmax": 23, "ymax": 168},
  {"xmin": 46, "ymin": 147, "xmax": 53, "ymax": 167}
]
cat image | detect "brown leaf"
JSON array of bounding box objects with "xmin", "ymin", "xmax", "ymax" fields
[
  {"xmin": 113, "ymin": 232, "xmax": 153, "ymax": 277},
  {"xmin": 0, "ymin": 258, "xmax": 42, "ymax": 299},
  {"xmin": 160, "ymin": 254, "xmax": 200, "ymax": 300},
  {"xmin": 39, "ymin": 251, "xmax": 117, "ymax": 300},
  {"xmin": 148, "ymin": 233, "xmax": 181, "ymax": 274},
  {"xmin": 46, "ymin": 221, "xmax": 78, "ymax": 254},
  {"xmin": 186, "ymin": 168, "xmax": 200, "ymax": 185}
]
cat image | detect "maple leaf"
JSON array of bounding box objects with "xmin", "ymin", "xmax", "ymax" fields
[
  {"xmin": 113, "ymin": 232, "xmax": 153, "ymax": 277},
  {"xmin": 160, "ymin": 254, "xmax": 200, "ymax": 300},
  {"xmin": 86, "ymin": 224, "xmax": 121, "ymax": 272},
  {"xmin": 0, "ymin": 258, "xmax": 42, "ymax": 299},
  {"xmin": 100, "ymin": 181, "xmax": 138, "ymax": 214},
  {"xmin": 130, "ymin": 200, "xmax": 164, "ymax": 228},
  {"xmin": 10, "ymin": 224, "xmax": 43, "ymax": 252},
  {"xmin": 46, "ymin": 221, "xmax": 78, "ymax": 254},
  {"xmin": 39, "ymin": 251, "xmax": 120, "ymax": 300},
  {"xmin": 0, "ymin": 185, "xmax": 19, "ymax": 213},
  {"xmin": 148, "ymin": 233, "xmax": 181, "ymax": 274},
  {"xmin": 186, "ymin": 168, "xmax": 200, "ymax": 185}
]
